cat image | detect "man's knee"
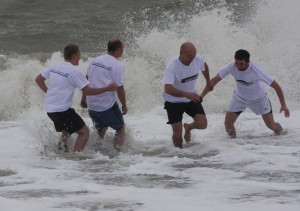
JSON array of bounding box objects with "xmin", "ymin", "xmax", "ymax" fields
[
  {"xmin": 77, "ymin": 125, "xmax": 90, "ymax": 137},
  {"xmin": 194, "ymin": 121, "xmax": 207, "ymax": 129},
  {"xmin": 193, "ymin": 116, "xmax": 207, "ymax": 129}
]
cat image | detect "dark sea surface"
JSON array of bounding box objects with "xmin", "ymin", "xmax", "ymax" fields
[{"xmin": 0, "ymin": 0, "xmax": 256, "ymax": 54}]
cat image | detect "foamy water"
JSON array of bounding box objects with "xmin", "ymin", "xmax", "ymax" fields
[
  {"xmin": 0, "ymin": 0, "xmax": 299, "ymax": 210},
  {"xmin": 1, "ymin": 110, "xmax": 300, "ymax": 211}
]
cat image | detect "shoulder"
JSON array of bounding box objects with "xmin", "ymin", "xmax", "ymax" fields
[
  {"xmin": 90, "ymin": 55, "xmax": 104, "ymax": 64},
  {"xmin": 219, "ymin": 61, "xmax": 235, "ymax": 78},
  {"xmin": 65, "ymin": 63, "xmax": 82, "ymax": 76},
  {"xmin": 195, "ymin": 53, "xmax": 204, "ymax": 61},
  {"xmin": 249, "ymin": 62, "xmax": 263, "ymax": 71},
  {"xmin": 166, "ymin": 56, "xmax": 178, "ymax": 68},
  {"xmin": 220, "ymin": 61, "xmax": 235, "ymax": 71},
  {"xmin": 249, "ymin": 62, "xmax": 273, "ymax": 80},
  {"xmin": 249, "ymin": 62, "xmax": 268, "ymax": 75}
]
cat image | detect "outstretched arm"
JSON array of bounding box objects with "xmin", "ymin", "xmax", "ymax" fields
[
  {"xmin": 200, "ymin": 74, "xmax": 222, "ymax": 98},
  {"xmin": 270, "ymin": 80, "xmax": 290, "ymax": 117},
  {"xmin": 81, "ymin": 83, "xmax": 118, "ymax": 96},
  {"xmin": 35, "ymin": 74, "xmax": 48, "ymax": 93}
]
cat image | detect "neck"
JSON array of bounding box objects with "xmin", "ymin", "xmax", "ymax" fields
[
  {"xmin": 65, "ymin": 59, "xmax": 76, "ymax": 66},
  {"xmin": 108, "ymin": 52, "xmax": 118, "ymax": 59}
]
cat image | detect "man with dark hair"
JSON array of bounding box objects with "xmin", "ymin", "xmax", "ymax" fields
[
  {"xmin": 201, "ymin": 49, "xmax": 290, "ymax": 138},
  {"xmin": 108, "ymin": 39, "xmax": 123, "ymax": 52},
  {"xmin": 81, "ymin": 38, "xmax": 127, "ymax": 151},
  {"xmin": 234, "ymin": 49, "xmax": 250, "ymax": 61},
  {"xmin": 162, "ymin": 42, "xmax": 213, "ymax": 148},
  {"xmin": 63, "ymin": 44, "xmax": 80, "ymax": 60},
  {"xmin": 35, "ymin": 44, "xmax": 118, "ymax": 153}
]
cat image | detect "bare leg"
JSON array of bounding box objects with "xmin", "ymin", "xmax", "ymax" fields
[
  {"xmin": 98, "ymin": 127, "xmax": 108, "ymax": 139},
  {"xmin": 73, "ymin": 125, "xmax": 90, "ymax": 152},
  {"xmin": 57, "ymin": 130, "xmax": 71, "ymax": 152},
  {"xmin": 224, "ymin": 112, "xmax": 239, "ymax": 138},
  {"xmin": 61, "ymin": 130, "xmax": 70, "ymax": 141},
  {"xmin": 183, "ymin": 114, "xmax": 207, "ymax": 143},
  {"xmin": 114, "ymin": 125, "xmax": 125, "ymax": 151},
  {"xmin": 262, "ymin": 113, "xmax": 283, "ymax": 134},
  {"xmin": 171, "ymin": 122, "xmax": 183, "ymax": 148}
]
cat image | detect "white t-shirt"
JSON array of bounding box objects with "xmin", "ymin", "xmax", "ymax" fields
[
  {"xmin": 41, "ymin": 61, "xmax": 89, "ymax": 113},
  {"xmin": 162, "ymin": 54, "xmax": 206, "ymax": 103},
  {"xmin": 86, "ymin": 54, "xmax": 125, "ymax": 112},
  {"xmin": 219, "ymin": 62, "xmax": 274, "ymax": 102}
]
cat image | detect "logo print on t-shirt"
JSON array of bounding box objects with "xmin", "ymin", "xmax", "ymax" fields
[
  {"xmin": 92, "ymin": 62, "xmax": 112, "ymax": 71},
  {"xmin": 50, "ymin": 69, "xmax": 69, "ymax": 78},
  {"xmin": 181, "ymin": 74, "xmax": 198, "ymax": 83},
  {"xmin": 236, "ymin": 80, "xmax": 253, "ymax": 86}
]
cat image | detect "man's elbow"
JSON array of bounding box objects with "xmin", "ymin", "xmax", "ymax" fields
[
  {"xmin": 164, "ymin": 85, "xmax": 172, "ymax": 94},
  {"xmin": 35, "ymin": 75, "xmax": 44, "ymax": 85},
  {"xmin": 81, "ymin": 86, "xmax": 90, "ymax": 95}
]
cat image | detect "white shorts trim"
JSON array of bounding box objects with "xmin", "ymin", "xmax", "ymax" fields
[{"xmin": 227, "ymin": 94, "xmax": 272, "ymax": 115}]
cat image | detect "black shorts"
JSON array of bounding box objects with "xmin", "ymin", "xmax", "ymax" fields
[
  {"xmin": 164, "ymin": 101, "xmax": 205, "ymax": 124},
  {"xmin": 47, "ymin": 108, "xmax": 85, "ymax": 134}
]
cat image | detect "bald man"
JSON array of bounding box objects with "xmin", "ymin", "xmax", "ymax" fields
[{"xmin": 162, "ymin": 42, "xmax": 213, "ymax": 148}]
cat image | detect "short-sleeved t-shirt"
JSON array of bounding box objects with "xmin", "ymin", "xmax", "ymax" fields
[
  {"xmin": 219, "ymin": 62, "xmax": 274, "ymax": 102},
  {"xmin": 86, "ymin": 54, "xmax": 125, "ymax": 112},
  {"xmin": 162, "ymin": 54, "xmax": 206, "ymax": 103},
  {"xmin": 41, "ymin": 61, "xmax": 89, "ymax": 113}
]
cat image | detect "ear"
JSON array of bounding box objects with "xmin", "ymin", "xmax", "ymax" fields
[{"xmin": 70, "ymin": 54, "xmax": 76, "ymax": 61}]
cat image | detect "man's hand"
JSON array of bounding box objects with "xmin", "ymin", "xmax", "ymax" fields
[
  {"xmin": 121, "ymin": 105, "xmax": 128, "ymax": 115},
  {"xmin": 280, "ymin": 106, "xmax": 290, "ymax": 118},
  {"xmin": 184, "ymin": 92, "xmax": 202, "ymax": 103},
  {"xmin": 80, "ymin": 99, "xmax": 87, "ymax": 108},
  {"xmin": 106, "ymin": 83, "xmax": 118, "ymax": 91}
]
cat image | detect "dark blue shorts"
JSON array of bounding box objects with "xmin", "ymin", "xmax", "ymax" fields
[
  {"xmin": 164, "ymin": 101, "xmax": 205, "ymax": 124},
  {"xmin": 88, "ymin": 102, "xmax": 124, "ymax": 131},
  {"xmin": 47, "ymin": 108, "xmax": 85, "ymax": 134}
]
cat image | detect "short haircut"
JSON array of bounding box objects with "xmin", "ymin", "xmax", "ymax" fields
[
  {"xmin": 64, "ymin": 44, "xmax": 79, "ymax": 60},
  {"xmin": 107, "ymin": 39, "xmax": 123, "ymax": 52},
  {"xmin": 235, "ymin": 49, "xmax": 250, "ymax": 62}
]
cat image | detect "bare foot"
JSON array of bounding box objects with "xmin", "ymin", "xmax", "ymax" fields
[
  {"xmin": 227, "ymin": 130, "xmax": 236, "ymax": 139},
  {"xmin": 183, "ymin": 123, "xmax": 191, "ymax": 143},
  {"xmin": 274, "ymin": 123, "xmax": 283, "ymax": 135}
]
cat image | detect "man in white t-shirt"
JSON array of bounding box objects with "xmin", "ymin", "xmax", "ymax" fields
[
  {"xmin": 81, "ymin": 38, "xmax": 127, "ymax": 151},
  {"xmin": 201, "ymin": 49, "xmax": 290, "ymax": 138},
  {"xmin": 35, "ymin": 44, "xmax": 117, "ymax": 152},
  {"xmin": 162, "ymin": 42, "xmax": 213, "ymax": 148}
]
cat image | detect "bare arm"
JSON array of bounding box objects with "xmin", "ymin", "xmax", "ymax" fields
[
  {"xmin": 81, "ymin": 83, "xmax": 118, "ymax": 96},
  {"xmin": 165, "ymin": 84, "xmax": 201, "ymax": 102},
  {"xmin": 201, "ymin": 63, "xmax": 213, "ymax": 91},
  {"xmin": 35, "ymin": 74, "xmax": 48, "ymax": 93},
  {"xmin": 270, "ymin": 80, "xmax": 290, "ymax": 117},
  {"xmin": 80, "ymin": 75, "xmax": 88, "ymax": 108},
  {"xmin": 80, "ymin": 93, "xmax": 87, "ymax": 108},
  {"xmin": 200, "ymin": 74, "xmax": 222, "ymax": 98},
  {"xmin": 117, "ymin": 85, "xmax": 127, "ymax": 115}
]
